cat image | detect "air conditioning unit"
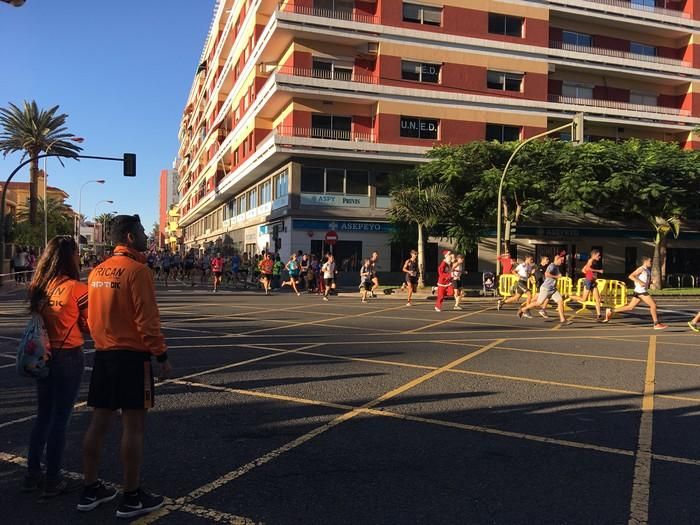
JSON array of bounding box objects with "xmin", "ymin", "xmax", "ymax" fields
[{"xmin": 366, "ymin": 43, "xmax": 379, "ymax": 55}]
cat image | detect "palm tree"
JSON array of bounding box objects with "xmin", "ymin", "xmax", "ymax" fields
[
  {"xmin": 0, "ymin": 101, "xmax": 82, "ymax": 225},
  {"xmin": 650, "ymin": 216, "xmax": 680, "ymax": 289},
  {"xmin": 388, "ymin": 183, "xmax": 452, "ymax": 288}
]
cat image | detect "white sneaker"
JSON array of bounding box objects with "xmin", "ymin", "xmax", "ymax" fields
[
  {"xmin": 538, "ymin": 310, "xmax": 548, "ymax": 319},
  {"xmin": 406, "ymin": 302, "xmax": 413, "ymax": 307},
  {"xmin": 323, "ymin": 296, "xmax": 329, "ymax": 301},
  {"xmin": 434, "ymin": 307, "xmax": 441, "ymax": 312},
  {"xmin": 453, "ymin": 305, "xmax": 462, "ymax": 310}
]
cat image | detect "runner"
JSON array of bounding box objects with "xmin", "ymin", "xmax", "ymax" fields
[
  {"xmin": 79, "ymin": 215, "xmax": 171, "ymax": 518},
  {"xmin": 322, "ymin": 254, "xmax": 336, "ymax": 301},
  {"xmin": 603, "ymin": 256, "xmax": 667, "ymax": 329},
  {"xmin": 402, "ymin": 250, "xmax": 419, "ymax": 306},
  {"xmin": 201, "ymin": 252, "xmax": 211, "ymax": 285},
  {"xmin": 370, "ymin": 251, "xmax": 380, "ymax": 298},
  {"xmin": 258, "ymin": 252, "xmax": 274, "ymax": 295},
  {"xmin": 146, "ymin": 251, "xmax": 155, "ymax": 278},
  {"xmin": 240, "ymin": 253, "xmax": 250, "ymax": 288},
  {"xmin": 568, "ymin": 249, "xmax": 604, "ymax": 320},
  {"xmin": 23, "ymin": 236, "xmax": 87, "ymax": 498},
  {"xmin": 211, "ymin": 252, "xmax": 224, "ymax": 293},
  {"xmin": 299, "ymin": 252, "xmax": 310, "ymax": 291},
  {"xmin": 688, "ymin": 310, "xmax": 700, "ymax": 332},
  {"xmin": 282, "ymin": 253, "xmax": 301, "ymax": 296},
  {"xmin": 160, "ymin": 250, "xmax": 171, "ymax": 288},
  {"xmin": 360, "ymin": 257, "xmax": 373, "ymax": 303},
  {"xmin": 272, "ymin": 254, "xmax": 283, "ymax": 290},
  {"xmin": 184, "ymin": 249, "xmax": 195, "ymax": 285},
  {"xmin": 497, "ymin": 249, "xmax": 514, "ymax": 275},
  {"xmin": 452, "ymin": 254, "xmax": 466, "ymax": 310},
  {"xmin": 171, "ymin": 252, "xmax": 182, "ymax": 281},
  {"xmin": 434, "ymin": 251, "xmax": 454, "ymax": 312},
  {"xmin": 153, "ymin": 252, "xmax": 162, "ymax": 282},
  {"xmin": 532, "ymin": 255, "xmax": 550, "ymax": 318},
  {"xmin": 518, "ymin": 253, "xmax": 568, "ymax": 324},
  {"xmin": 498, "ymin": 255, "xmax": 535, "ymax": 312},
  {"xmin": 231, "ymin": 251, "xmax": 241, "ymax": 285}
]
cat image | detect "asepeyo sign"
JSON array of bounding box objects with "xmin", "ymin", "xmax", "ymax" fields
[{"xmin": 300, "ymin": 193, "xmax": 369, "ymax": 208}]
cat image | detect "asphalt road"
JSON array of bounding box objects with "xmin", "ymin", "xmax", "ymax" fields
[{"xmin": 1, "ymin": 282, "xmax": 700, "ymax": 524}]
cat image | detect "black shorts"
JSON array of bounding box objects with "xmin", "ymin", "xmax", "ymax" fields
[
  {"xmin": 213, "ymin": 271, "xmax": 222, "ymax": 277},
  {"xmin": 406, "ymin": 275, "xmax": 418, "ymax": 286},
  {"xmin": 633, "ymin": 291, "xmax": 649, "ymax": 298},
  {"xmin": 452, "ymin": 278, "xmax": 463, "ymax": 290},
  {"xmin": 584, "ymin": 279, "xmax": 597, "ymax": 291},
  {"xmin": 361, "ymin": 281, "xmax": 372, "ymax": 291},
  {"xmin": 324, "ymin": 277, "xmax": 335, "ymax": 287},
  {"xmin": 513, "ymin": 279, "xmax": 529, "ymax": 295},
  {"xmin": 262, "ymin": 273, "xmax": 273, "ymax": 280},
  {"xmin": 88, "ymin": 350, "xmax": 155, "ymax": 410}
]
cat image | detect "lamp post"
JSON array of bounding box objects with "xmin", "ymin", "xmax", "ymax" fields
[
  {"xmin": 76, "ymin": 179, "xmax": 105, "ymax": 257},
  {"xmin": 93, "ymin": 199, "xmax": 114, "ymax": 252},
  {"xmin": 44, "ymin": 136, "xmax": 84, "ymax": 249}
]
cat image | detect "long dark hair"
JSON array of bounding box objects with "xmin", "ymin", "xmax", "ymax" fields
[{"xmin": 28, "ymin": 236, "xmax": 80, "ymax": 313}]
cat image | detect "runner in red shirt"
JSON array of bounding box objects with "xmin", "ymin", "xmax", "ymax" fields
[
  {"xmin": 498, "ymin": 251, "xmax": 513, "ymax": 275},
  {"xmin": 434, "ymin": 251, "xmax": 454, "ymax": 312},
  {"xmin": 258, "ymin": 252, "xmax": 274, "ymax": 296},
  {"xmin": 211, "ymin": 253, "xmax": 224, "ymax": 293}
]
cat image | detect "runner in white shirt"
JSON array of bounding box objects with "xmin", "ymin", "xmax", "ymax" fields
[
  {"xmin": 321, "ymin": 255, "xmax": 336, "ymax": 302},
  {"xmin": 603, "ymin": 256, "xmax": 667, "ymax": 329},
  {"xmin": 498, "ymin": 256, "xmax": 535, "ymax": 314}
]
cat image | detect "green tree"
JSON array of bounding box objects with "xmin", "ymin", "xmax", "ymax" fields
[
  {"xmin": 12, "ymin": 197, "xmax": 73, "ymax": 246},
  {"xmin": 94, "ymin": 212, "xmax": 115, "ymax": 246},
  {"xmin": 0, "ymin": 101, "xmax": 82, "ymax": 225},
  {"xmin": 388, "ymin": 182, "xmax": 452, "ymax": 288}
]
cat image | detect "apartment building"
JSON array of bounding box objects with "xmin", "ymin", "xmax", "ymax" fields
[{"xmin": 177, "ymin": 0, "xmax": 700, "ymax": 270}]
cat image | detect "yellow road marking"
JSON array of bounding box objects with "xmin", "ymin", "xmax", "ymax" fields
[
  {"xmin": 628, "ymin": 336, "xmax": 656, "ymax": 525},
  {"xmin": 655, "ymin": 394, "xmax": 700, "ymax": 403},
  {"xmin": 136, "ymin": 339, "xmax": 503, "ymax": 524},
  {"xmin": 402, "ymin": 306, "xmax": 494, "ymax": 334}
]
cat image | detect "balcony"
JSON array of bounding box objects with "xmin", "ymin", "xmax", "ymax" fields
[
  {"xmin": 549, "ymin": 41, "xmax": 690, "ymax": 68},
  {"xmin": 548, "ymin": 94, "xmax": 690, "ymax": 116},
  {"xmin": 277, "ymin": 2, "xmax": 379, "ymax": 25},
  {"xmin": 549, "ymin": 0, "xmax": 689, "ymax": 19},
  {"xmin": 275, "ymin": 125, "xmax": 376, "ymax": 142},
  {"xmin": 276, "ymin": 65, "xmax": 378, "ymax": 84}
]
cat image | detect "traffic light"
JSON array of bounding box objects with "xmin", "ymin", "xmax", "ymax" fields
[
  {"xmin": 123, "ymin": 153, "xmax": 136, "ymax": 177},
  {"xmin": 504, "ymin": 220, "xmax": 517, "ymax": 241},
  {"xmin": 572, "ymin": 113, "xmax": 585, "ymax": 145}
]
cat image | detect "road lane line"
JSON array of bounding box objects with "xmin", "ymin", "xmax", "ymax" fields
[
  {"xmin": 628, "ymin": 336, "xmax": 656, "ymax": 525},
  {"xmin": 401, "ymin": 306, "xmax": 494, "ymax": 334},
  {"xmin": 136, "ymin": 339, "xmax": 503, "ymax": 524}
]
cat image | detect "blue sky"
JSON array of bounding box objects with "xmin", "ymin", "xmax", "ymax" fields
[{"xmin": 0, "ymin": 0, "xmax": 215, "ymax": 229}]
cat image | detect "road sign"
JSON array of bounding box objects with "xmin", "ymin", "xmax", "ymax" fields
[{"xmin": 325, "ymin": 231, "xmax": 338, "ymax": 245}]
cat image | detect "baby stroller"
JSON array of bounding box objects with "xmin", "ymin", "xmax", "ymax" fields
[{"xmin": 482, "ymin": 272, "xmax": 497, "ymax": 297}]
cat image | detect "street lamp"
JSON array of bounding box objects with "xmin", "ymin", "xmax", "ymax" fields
[
  {"xmin": 93, "ymin": 199, "xmax": 114, "ymax": 251},
  {"xmin": 76, "ymin": 179, "xmax": 105, "ymax": 257},
  {"xmin": 44, "ymin": 136, "xmax": 84, "ymax": 249}
]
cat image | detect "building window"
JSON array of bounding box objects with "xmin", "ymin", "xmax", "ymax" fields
[
  {"xmin": 487, "ymin": 70, "xmax": 523, "ymax": 92},
  {"xmin": 402, "ymin": 3, "xmax": 442, "ymax": 26},
  {"xmin": 631, "ymin": 0, "xmax": 655, "ymax": 8},
  {"xmin": 630, "ymin": 91, "xmax": 657, "ymax": 106},
  {"xmin": 260, "ymin": 180, "xmax": 272, "ymax": 203},
  {"xmin": 486, "ymin": 124, "xmax": 521, "ymax": 142},
  {"xmin": 312, "ymin": 58, "xmax": 353, "ymax": 81},
  {"xmin": 630, "ymin": 42, "xmax": 657, "ymax": 57},
  {"xmin": 311, "ymin": 114, "xmax": 352, "ymax": 140},
  {"xmin": 236, "ymin": 194, "xmax": 246, "ymax": 214},
  {"xmin": 488, "ymin": 13, "xmax": 523, "ymax": 37},
  {"xmin": 301, "ymin": 166, "xmax": 325, "ymax": 193},
  {"xmin": 326, "ymin": 168, "xmax": 345, "ymax": 193},
  {"xmin": 400, "ymin": 116, "xmax": 439, "ymax": 139},
  {"xmin": 247, "ymin": 189, "xmax": 257, "ymax": 210},
  {"xmin": 375, "ymin": 173, "xmax": 391, "ymax": 197},
  {"xmin": 562, "ymin": 30, "xmax": 591, "ymax": 47},
  {"xmin": 401, "ymin": 61, "xmax": 441, "ymax": 83},
  {"xmin": 562, "ymin": 82, "xmax": 593, "ymax": 99},
  {"xmin": 346, "ymin": 170, "xmax": 369, "ymax": 195},
  {"xmin": 274, "ymin": 170, "xmax": 288, "ymax": 198}
]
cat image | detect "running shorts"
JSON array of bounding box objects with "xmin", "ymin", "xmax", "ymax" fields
[
  {"xmin": 361, "ymin": 281, "xmax": 372, "ymax": 291},
  {"xmin": 88, "ymin": 350, "xmax": 155, "ymax": 410},
  {"xmin": 213, "ymin": 271, "xmax": 222, "ymax": 277},
  {"xmin": 406, "ymin": 275, "xmax": 418, "ymax": 286},
  {"xmin": 263, "ymin": 273, "xmax": 273, "ymax": 281},
  {"xmin": 452, "ymin": 278, "xmax": 463, "ymax": 290},
  {"xmin": 324, "ymin": 278, "xmax": 335, "ymax": 287},
  {"xmin": 290, "ymin": 271, "xmax": 300, "ymax": 280},
  {"xmin": 584, "ymin": 279, "xmax": 597, "ymax": 291},
  {"xmin": 513, "ymin": 279, "xmax": 529, "ymax": 294},
  {"xmin": 162, "ymin": 267, "xmax": 170, "ymax": 274},
  {"xmin": 537, "ymin": 288, "xmax": 562, "ymax": 304},
  {"xmin": 633, "ymin": 291, "xmax": 649, "ymax": 298}
]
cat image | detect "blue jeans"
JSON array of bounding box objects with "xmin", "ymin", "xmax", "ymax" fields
[{"xmin": 28, "ymin": 349, "xmax": 84, "ymax": 481}]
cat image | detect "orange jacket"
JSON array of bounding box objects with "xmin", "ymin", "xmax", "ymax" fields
[
  {"xmin": 43, "ymin": 277, "xmax": 88, "ymax": 349},
  {"xmin": 88, "ymin": 245, "xmax": 167, "ymax": 358}
]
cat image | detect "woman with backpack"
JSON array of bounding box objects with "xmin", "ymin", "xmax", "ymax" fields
[{"xmin": 23, "ymin": 236, "xmax": 89, "ymax": 498}]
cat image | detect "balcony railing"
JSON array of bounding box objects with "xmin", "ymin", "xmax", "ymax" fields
[
  {"xmin": 548, "ymin": 94, "xmax": 690, "ymax": 116},
  {"xmin": 278, "ymin": 2, "xmax": 379, "ymax": 24},
  {"xmin": 550, "ymin": 0, "xmax": 689, "ymax": 19},
  {"xmin": 275, "ymin": 66, "xmax": 378, "ymax": 85},
  {"xmin": 550, "ymin": 41, "xmax": 689, "ymax": 68},
  {"xmin": 275, "ymin": 126, "xmax": 376, "ymax": 143}
]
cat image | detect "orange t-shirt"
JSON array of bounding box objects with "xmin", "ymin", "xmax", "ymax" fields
[{"xmin": 43, "ymin": 277, "xmax": 88, "ymax": 349}]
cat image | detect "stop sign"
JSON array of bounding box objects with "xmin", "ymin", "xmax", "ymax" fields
[{"xmin": 325, "ymin": 231, "xmax": 338, "ymax": 245}]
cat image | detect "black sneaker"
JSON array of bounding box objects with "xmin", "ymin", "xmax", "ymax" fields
[
  {"xmin": 40, "ymin": 477, "xmax": 83, "ymax": 499},
  {"xmin": 116, "ymin": 488, "xmax": 165, "ymax": 519},
  {"xmin": 21, "ymin": 472, "xmax": 44, "ymax": 493},
  {"xmin": 77, "ymin": 481, "xmax": 119, "ymax": 512}
]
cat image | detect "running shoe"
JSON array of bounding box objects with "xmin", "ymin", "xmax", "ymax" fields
[
  {"xmin": 115, "ymin": 488, "xmax": 164, "ymax": 519},
  {"xmin": 434, "ymin": 307, "xmax": 441, "ymax": 312},
  {"xmin": 406, "ymin": 302, "xmax": 412, "ymax": 307},
  {"xmin": 653, "ymin": 323, "xmax": 668, "ymax": 330},
  {"xmin": 323, "ymin": 296, "xmax": 329, "ymax": 301},
  {"xmin": 77, "ymin": 480, "xmax": 118, "ymax": 512},
  {"xmin": 522, "ymin": 311, "xmax": 532, "ymax": 319},
  {"xmin": 688, "ymin": 321, "xmax": 700, "ymax": 333},
  {"xmin": 40, "ymin": 477, "xmax": 82, "ymax": 499},
  {"xmin": 371, "ymin": 292, "xmax": 377, "ymax": 298},
  {"xmin": 496, "ymin": 299, "xmax": 503, "ymax": 311},
  {"xmin": 538, "ymin": 309, "xmax": 549, "ymax": 319},
  {"xmin": 453, "ymin": 305, "xmax": 463, "ymax": 310},
  {"xmin": 362, "ymin": 299, "xmax": 367, "ymax": 303},
  {"xmin": 603, "ymin": 308, "xmax": 613, "ymax": 323},
  {"xmin": 297, "ymin": 293, "xmax": 301, "ymax": 296},
  {"xmin": 516, "ymin": 309, "xmax": 523, "ymax": 319}
]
